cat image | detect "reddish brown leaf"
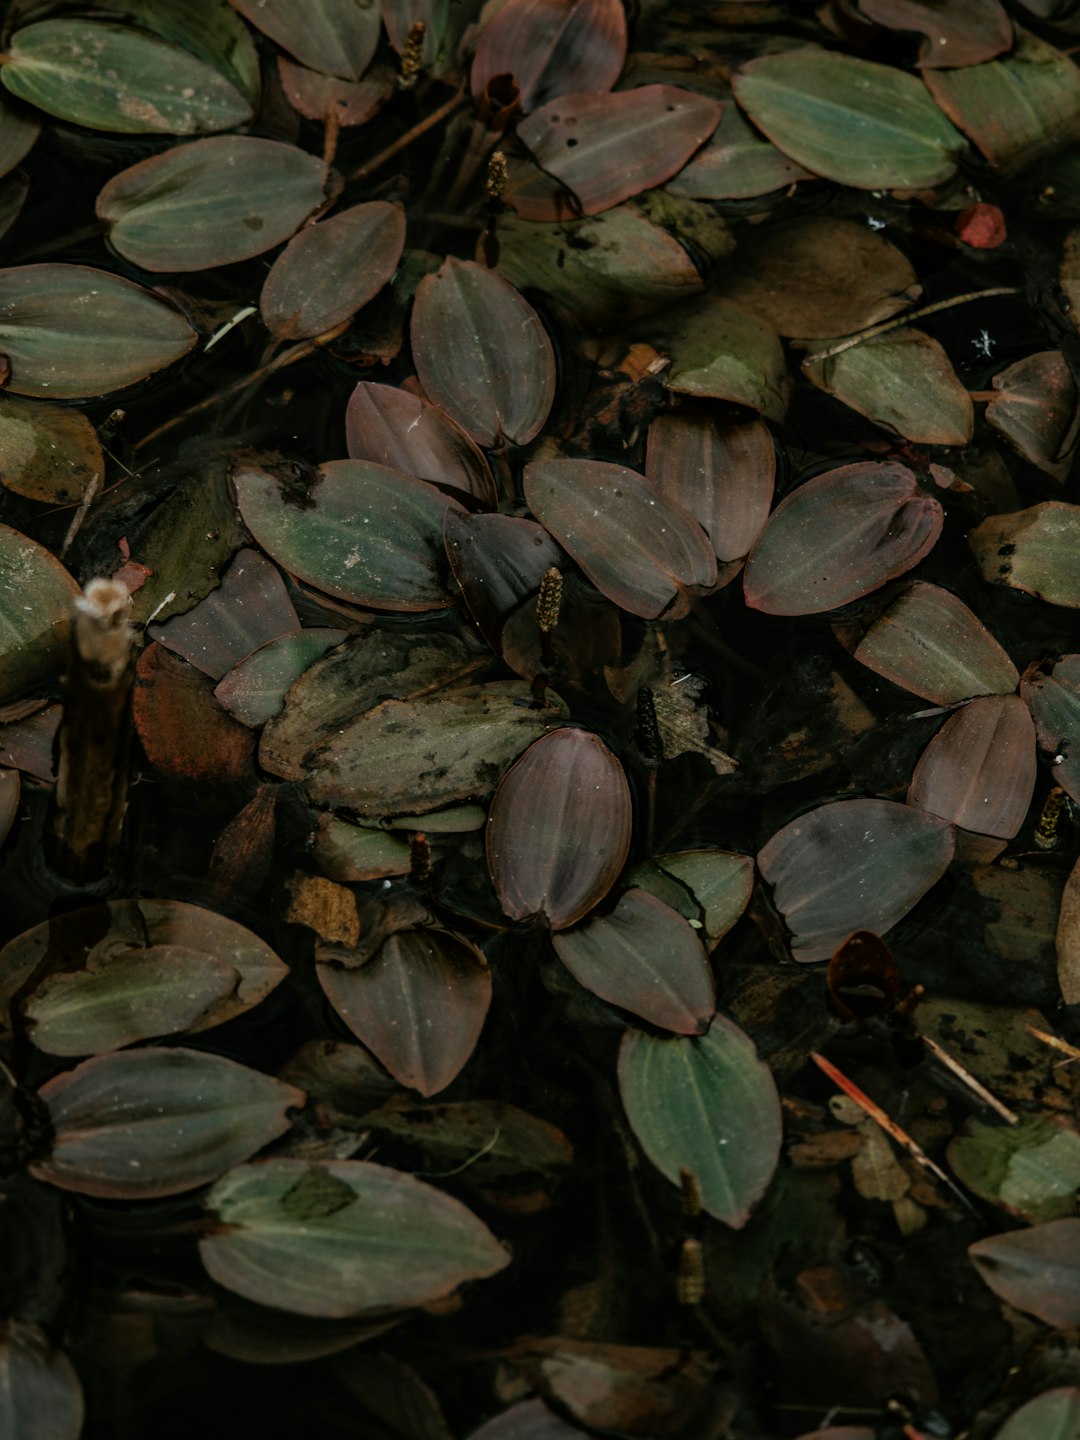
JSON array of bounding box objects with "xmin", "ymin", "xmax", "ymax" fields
[
  {"xmin": 856, "ymin": 0, "xmax": 1012, "ymax": 68},
  {"xmin": 134, "ymin": 642, "xmax": 255, "ymax": 794},
  {"xmin": 907, "ymin": 694, "xmax": 1037, "ymax": 839},
  {"xmin": 318, "ymin": 930, "xmax": 491, "ymax": 1096},
  {"xmin": 486, "ymin": 728, "xmax": 631, "ymax": 931},
  {"xmin": 553, "ymin": 889, "xmax": 715, "ymax": 1033},
  {"xmin": 506, "ymin": 86, "xmax": 722, "ymax": 221},
  {"xmin": 969, "ymin": 1218, "xmax": 1080, "ymax": 1326},
  {"xmin": 278, "ymin": 58, "xmax": 394, "ymax": 124},
  {"xmin": 411, "ymin": 259, "xmax": 556, "ymax": 447},
  {"xmin": 523, "ymin": 457, "xmax": 716, "ymax": 620},
  {"xmin": 645, "ymin": 413, "xmax": 774, "ymax": 562},
  {"xmin": 471, "ymin": 0, "xmax": 627, "ymax": 113},
  {"xmin": 346, "ymin": 381, "xmax": 496, "ymax": 505},
  {"xmin": 445, "ymin": 511, "xmax": 563, "ymax": 650},
  {"xmin": 827, "ymin": 932, "xmax": 900, "ymax": 1022},
  {"xmin": 743, "ymin": 462, "xmax": 942, "ymax": 616}
]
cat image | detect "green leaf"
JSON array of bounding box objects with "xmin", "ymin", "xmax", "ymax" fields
[
  {"xmin": 97, "ymin": 136, "xmax": 329, "ymax": 272},
  {"xmin": 625, "ymin": 850, "xmax": 754, "ymax": 951},
  {"xmin": 0, "ymin": 263, "xmax": 196, "ymax": 399},
  {"xmin": 214, "ymin": 629, "xmax": 348, "ymax": 728},
  {"xmin": 3, "ymin": 20, "xmax": 252, "ymax": 134},
  {"xmin": 200, "ymin": 1158, "xmax": 510, "ymax": 1316},
  {"xmin": 30, "ymin": 1048, "xmax": 305, "ymax": 1199},
  {"xmin": 969, "ymin": 501, "xmax": 1080, "ymax": 607},
  {"xmin": 0, "ymin": 395, "xmax": 103, "ymax": 505},
  {"xmin": 96, "ymin": 0, "xmax": 261, "ymax": 106},
  {"xmin": 234, "ymin": 459, "xmax": 463, "ymax": 612},
  {"xmin": 949, "ymin": 1114, "xmax": 1080, "ymax": 1222},
  {"xmin": 0, "ymin": 898, "xmax": 288, "ymax": 1046},
  {"xmin": 994, "ymin": 1388, "xmax": 1080, "ymax": 1440},
  {"xmin": 303, "ymin": 681, "xmax": 567, "ymax": 818},
  {"xmin": 23, "ymin": 945, "xmax": 239, "ymax": 1056},
  {"xmin": 1023, "ymin": 656, "xmax": 1080, "ymax": 808},
  {"xmin": 923, "ymin": 27, "xmax": 1080, "ymax": 173},
  {"xmin": 804, "ymin": 329, "xmax": 973, "ymax": 445},
  {"xmin": 733, "ymin": 47, "xmax": 964, "ymax": 189},
  {"xmin": 0, "ymin": 93, "xmax": 40, "ymax": 180},
  {"xmin": 667, "ymin": 95, "xmax": 812, "ymax": 199},
  {"xmin": 312, "ymin": 814, "xmax": 413, "ymax": 881},
  {"xmin": 655, "ymin": 296, "xmax": 789, "ymax": 422},
  {"xmin": 0, "ymin": 524, "xmax": 78, "ymax": 702},
  {"xmin": 618, "ymin": 1015, "xmax": 782, "ymax": 1227},
  {"xmin": 852, "ymin": 581, "xmax": 1019, "ymax": 704}
]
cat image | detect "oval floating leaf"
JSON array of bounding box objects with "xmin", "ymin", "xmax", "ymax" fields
[
  {"xmin": 261, "ymin": 202, "xmax": 406, "ymax": 341},
  {"xmin": 471, "ymin": 0, "xmax": 626, "ymax": 113},
  {"xmin": 618, "ymin": 1015, "xmax": 782, "ymax": 1227},
  {"xmin": 98, "ymin": 137, "xmax": 330, "ymax": 272},
  {"xmin": 743, "ymin": 462, "xmax": 943, "ymax": 616},
  {"xmin": 655, "ymin": 296, "xmax": 789, "ymax": 421},
  {"xmin": 234, "ymin": 459, "xmax": 463, "ymax": 611},
  {"xmin": 969, "ymin": 1218, "xmax": 1080, "ymax": 1327},
  {"xmin": 858, "ymin": 0, "xmax": 1011, "ymax": 69},
  {"xmin": 319, "ymin": 930, "xmax": 491, "ymax": 1096},
  {"xmin": 993, "ymin": 1388, "xmax": 1080, "ymax": 1440},
  {"xmin": 0, "ymin": 263, "xmax": 196, "ymax": 398},
  {"xmin": 716, "ymin": 216, "xmax": 918, "ymax": 341},
  {"xmin": 445, "ymin": 511, "xmax": 564, "ymax": 649},
  {"xmin": 908, "ymin": 694, "xmax": 1036, "ymax": 839},
  {"xmin": 804, "ymin": 329, "xmax": 973, "ymax": 446},
  {"xmin": 624, "ymin": 850, "xmax": 754, "ymax": 952},
  {"xmin": 304, "ymin": 681, "xmax": 566, "ymax": 817},
  {"xmin": 0, "ymin": 898, "xmax": 289, "ymax": 1036},
  {"xmin": 646, "ymin": 414, "xmax": 774, "ymax": 562},
  {"xmin": 3, "ymin": 19, "xmax": 252, "ymax": 134},
  {"xmin": 852, "ymin": 582, "xmax": 1018, "ymax": 704},
  {"xmin": 214, "ymin": 629, "xmax": 348, "ymax": 728},
  {"xmin": 0, "ymin": 394, "xmax": 103, "ymax": 505},
  {"xmin": 279, "ymin": 56, "xmax": 394, "ymax": 123},
  {"xmin": 1024, "ymin": 656, "xmax": 1080, "ymax": 806},
  {"xmin": 757, "ymin": 798, "xmax": 954, "ymax": 962},
  {"xmin": 667, "ymin": 97, "xmax": 812, "ymax": 200},
  {"xmin": 411, "ymin": 258, "xmax": 556, "ymax": 447},
  {"xmin": 23, "ymin": 945, "xmax": 239, "ymax": 1056},
  {"xmin": 1057, "ymin": 851, "xmax": 1080, "ymax": 1004},
  {"xmin": 31, "ymin": 1048, "xmax": 304, "ymax": 1199},
  {"xmin": 200, "ymin": 1158, "xmax": 510, "ymax": 1316},
  {"xmin": 486, "ymin": 728, "xmax": 631, "ymax": 931},
  {"xmin": 984, "ymin": 350, "xmax": 1079, "ymax": 482},
  {"xmin": 0, "ymin": 1322, "xmax": 83, "ymax": 1440},
  {"xmin": 949, "ymin": 1114, "xmax": 1080, "ymax": 1222},
  {"xmin": 523, "ymin": 458, "xmax": 716, "ymax": 620},
  {"xmin": 228, "ymin": 0, "xmax": 381, "ymax": 80},
  {"xmin": 506, "ymin": 85, "xmax": 722, "ymax": 220},
  {"xmin": 346, "ymin": 381, "xmax": 496, "ymax": 505},
  {"xmin": 970, "ymin": 502, "xmax": 1080, "ymax": 607},
  {"xmin": 0, "ymin": 524, "xmax": 78, "ymax": 702},
  {"xmin": 733, "ymin": 48, "xmax": 963, "ymax": 189},
  {"xmin": 923, "ymin": 27, "xmax": 1080, "ymax": 172},
  {"xmin": 554, "ymin": 889, "xmax": 715, "ymax": 1033}
]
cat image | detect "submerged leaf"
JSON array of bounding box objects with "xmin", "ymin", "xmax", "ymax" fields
[
  {"xmin": 200, "ymin": 1159, "xmax": 510, "ymax": 1316},
  {"xmin": 618, "ymin": 1015, "xmax": 782, "ymax": 1227},
  {"xmin": 969, "ymin": 1219, "xmax": 1080, "ymax": 1326}
]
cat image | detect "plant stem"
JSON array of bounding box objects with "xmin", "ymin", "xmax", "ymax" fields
[
  {"xmin": 802, "ymin": 286, "xmax": 1021, "ymax": 366},
  {"xmin": 349, "ymin": 87, "xmax": 465, "ymax": 182}
]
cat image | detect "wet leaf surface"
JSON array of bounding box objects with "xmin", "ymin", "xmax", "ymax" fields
[
  {"xmin": 0, "ymin": 396, "xmax": 103, "ymax": 505},
  {"xmin": 618, "ymin": 1015, "xmax": 782, "ymax": 1227},
  {"xmin": 969, "ymin": 1219, "xmax": 1080, "ymax": 1327},
  {"xmin": 471, "ymin": 0, "xmax": 626, "ymax": 114},
  {"xmin": 31, "ymin": 1047, "xmax": 304, "ymax": 1199},
  {"xmin": 908, "ymin": 694, "xmax": 1037, "ymax": 839},
  {"xmin": 200, "ymin": 1158, "xmax": 510, "ymax": 1317},
  {"xmin": 969, "ymin": 502, "xmax": 1080, "ymax": 607},
  {"xmin": 744, "ymin": 462, "xmax": 943, "ymax": 616},
  {"xmin": 346, "ymin": 381, "xmax": 497, "ymax": 504},
  {"xmin": 984, "ymin": 350, "xmax": 1079, "ymax": 481},
  {"xmin": 227, "ymin": 0, "xmax": 381, "ymax": 80}
]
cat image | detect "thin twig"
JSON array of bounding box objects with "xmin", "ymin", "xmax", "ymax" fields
[
  {"xmin": 812, "ymin": 1051, "xmax": 976, "ymax": 1213},
  {"xmin": 802, "ymin": 286, "xmax": 1021, "ymax": 366},
  {"xmin": 1026, "ymin": 1024, "xmax": 1080, "ymax": 1065},
  {"xmin": 349, "ymin": 86, "xmax": 465, "ymax": 182},
  {"xmin": 921, "ymin": 1034, "xmax": 1019, "ymax": 1125}
]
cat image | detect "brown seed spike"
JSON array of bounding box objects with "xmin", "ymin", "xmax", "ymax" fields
[
  {"xmin": 487, "ymin": 150, "xmax": 508, "ymax": 200},
  {"xmin": 536, "ymin": 566, "xmax": 562, "ymax": 633},
  {"xmin": 680, "ymin": 1166, "xmax": 703, "ymax": 1220},
  {"xmin": 399, "ymin": 21, "xmax": 425, "ymax": 88},
  {"xmin": 677, "ymin": 1237, "xmax": 705, "ymax": 1306},
  {"xmin": 410, "ymin": 832, "xmax": 432, "ymax": 885}
]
